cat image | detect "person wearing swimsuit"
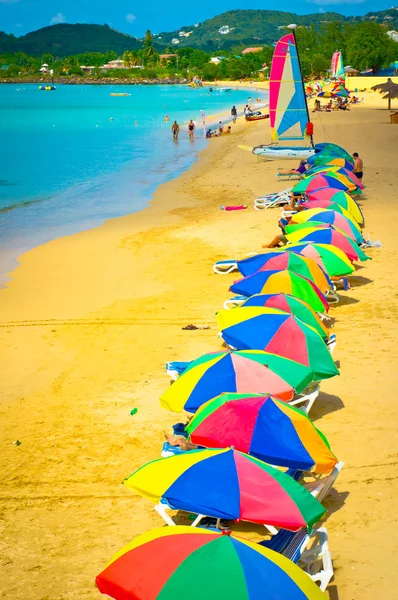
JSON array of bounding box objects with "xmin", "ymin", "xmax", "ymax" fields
[{"xmin": 188, "ymin": 119, "xmax": 195, "ymax": 141}]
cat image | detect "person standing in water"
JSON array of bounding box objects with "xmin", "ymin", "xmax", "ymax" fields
[
  {"xmin": 231, "ymin": 105, "xmax": 237, "ymax": 123},
  {"xmin": 188, "ymin": 119, "xmax": 195, "ymax": 141},
  {"xmin": 171, "ymin": 120, "xmax": 179, "ymax": 140}
]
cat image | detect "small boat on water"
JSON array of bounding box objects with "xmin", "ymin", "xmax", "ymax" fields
[
  {"xmin": 252, "ymin": 24, "xmax": 315, "ymax": 160},
  {"xmin": 110, "ymin": 93, "xmax": 131, "ymax": 97},
  {"xmin": 39, "ymin": 85, "xmax": 56, "ymax": 91},
  {"xmin": 246, "ymin": 112, "xmax": 270, "ymax": 122},
  {"xmin": 219, "ymin": 87, "xmax": 232, "ymax": 93}
]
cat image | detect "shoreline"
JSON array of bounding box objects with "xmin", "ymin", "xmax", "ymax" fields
[
  {"xmin": 1, "ymin": 91, "xmax": 397, "ymax": 598},
  {"xmin": 0, "ymin": 83, "xmax": 264, "ymax": 284}
]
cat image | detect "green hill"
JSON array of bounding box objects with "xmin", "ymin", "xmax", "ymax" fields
[
  {"xmin": 0, "ymin": 24, "xmax": 141, "ymax": 57},
  {"xmin": 155, "ymin": 9, "xmax": 351, "ymax": 51},
  {"xmin": 0, "ymin": 9, "xmax": 397, "ymax": 57}
]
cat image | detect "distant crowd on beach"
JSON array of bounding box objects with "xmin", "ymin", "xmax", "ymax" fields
[
  {"xmin": 169, "ymin": 95, "xmax": 267, "ymax": 142},
  {"xmin": 312, "ymin": 95, "xmax": 361, "ymax": 113}
]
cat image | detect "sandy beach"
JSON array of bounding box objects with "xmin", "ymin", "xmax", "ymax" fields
[{"xmin": 1, "ymin": 89, "xmax": 398, "ymax": 599}]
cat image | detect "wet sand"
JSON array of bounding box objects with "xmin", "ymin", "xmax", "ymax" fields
[{"xmin": 1, "ymin": 90, "xmax": 398, "ymax": 598}]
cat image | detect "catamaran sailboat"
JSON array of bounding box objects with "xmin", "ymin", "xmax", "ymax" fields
[{"xmin": 252, "ymin": 24, "xmax": 315, "ymax": 160}]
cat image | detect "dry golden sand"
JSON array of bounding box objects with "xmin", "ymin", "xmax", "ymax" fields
[{"xmin": 0, "ymin": 91, "xmax": 398, "ymax": 599}]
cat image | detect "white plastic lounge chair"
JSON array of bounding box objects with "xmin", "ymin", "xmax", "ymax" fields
[
  {"xmin": 288, "ymin": 384, "xmax": 320, "ymax": 414},
  {"xmin": 213, "ymin": 253, "xmax": 257, "ymax": 275},
  {"xmin": 260, "ymin": 527, "xmax": 334, "ymax": 592},
  {"xmin": 223, "ymin": 295, "xmax": 247, "ymax": 309},
  {"xmin": 326, "ymin": 333, "xmax": 337, "ymax": 355},
  {"xmin": 276, "ymin": 172, "xmax": 303, "ymax": 182},
  {"xmin": 325, "ymin": 286, "xmax": 339, "ymax": 305},
  {"xmin": 166, "ymin": 361, "xmax": 191, "ymax": 381},
  {"xmin": 254, "ymin": 188, "xmax": 292, "ymax": 211},
  {"xmin": 303, "ymin": 461, "xmax": 344, "ymax": 503}
]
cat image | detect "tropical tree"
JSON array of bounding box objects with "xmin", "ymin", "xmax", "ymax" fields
[
  {"xmin": 142, "ymin": 30, "xmax": 158, "ymax": 65},
  {"xmin": 346, "ymin": 22, "xmax": 397, "ymax": 72},
  {"xmin": 122, "ymin": 50, "xmax": 140, "ymax": 67}
]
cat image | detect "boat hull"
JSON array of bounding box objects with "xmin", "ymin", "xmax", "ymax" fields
[
  {"xmin": 252, "ymin": 145, "xmax": 316, "ymax": 160},
  {"xmin": 247, "ymin": 115, "xmax": 270, "ymax": 122}
]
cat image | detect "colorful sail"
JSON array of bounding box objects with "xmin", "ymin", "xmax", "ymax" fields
[
  {"xmin": 331, "ymin": 51, "xmax": 344, "ymax": 79},
  {"xmin": 269, "ymin": 33, "xmax": 309, "ymax": 143}
]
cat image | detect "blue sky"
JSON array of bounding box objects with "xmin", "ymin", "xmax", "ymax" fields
[{"xmin": 0, "ymin": 0, "xmax": 394, "ymax": 37}]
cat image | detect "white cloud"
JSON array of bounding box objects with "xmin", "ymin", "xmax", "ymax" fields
[
  {"xmin": 125, "ymin": 13, "xmax": 136, "ymax": 23},
  {"xmin": 50, "ymin": 12, "xmax": 66, "ymax": 25},
  {"xmin": 308, "ymin": 0, "xmax": 367, "ymax": 4}
]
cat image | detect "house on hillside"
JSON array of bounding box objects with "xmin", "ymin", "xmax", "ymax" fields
[
  {"xmin": 102, "ymin": 59, "xmax": 127, "ymax": 69},
  {"xmin": 210, "ymin": 56, "xmax": 225, "ymax": 64},
  {"xmin": 159, "ymin": 54, "xmax": 177, "ymax": 63},
  {"xmin": 242, "ymin": 47, "xmax": 263, "ymax": 55},
  {"xmin": 387, "ymin": 30, "xmax": 398, "ymax": 42},
  {"xmin": 80, "ymin": 65, "xmax": 96, "ymax": 74}
]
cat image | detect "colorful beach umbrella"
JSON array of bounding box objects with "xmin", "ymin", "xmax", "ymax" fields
[
  {"xmin": 236, "ymin": 244, "xmax": 354, "ymax": 278},
  {"xmin": 306, "ymin": 190, "xmax": 364, "ymax": 225},
  {"xmin": 302, "ymin": 200, "xmax": 362, "ymax": 227},
  {"xmin": 96, "ymin": 526, "xmax": 326, "ymax": 600},
  {"xmin": 285, "ymin": 227, "xmax": 369, "ymax": 262},
  {"xmin": 244, "ymin": 252, "xmax": 331, "ymax": 294},
  {"xmin": 241, "ymin": 293, "xmax": 329, "ymax": 338},
  {"xmin": 160, "ymin": 350, "xmax": 316, "ymax": 412},
  {"xmin": 285, "ymin": 221, "xmax": 360, "ymax": 244},
  {"xmin": 311, "ymin": 155, "xmax": 354, "ymax": 171},
  {"xmin": 285, "ymin": 243, "xmax": 355, "ymax": 276},
  {"xmin": 186, "ymin": 393, "xmax": 338, "ymax": 474},
  {"xmin": 306, "ymin": 166, "xmax": 364, "ymax": 190},
  {"xmin": 292, "ymin": 174, "xmax": 354, "ymax": 194},
  {"xmin": 124, "ymin": 448, "xmax": 326, "ymax": 529},
  {"xmin": 313, "ymin": 143, "xmax": 352, "ymax": 163},
  {"xmin": 217, "ymin": 307, "xmax": 338, "ymax": 379},
  {"xmin": 230, "ymin": 270, "xmax": 329, "ymax": 313},
  {"xmin": 290, "ymin": 209, "xmax": 363, "ymax": 244}
]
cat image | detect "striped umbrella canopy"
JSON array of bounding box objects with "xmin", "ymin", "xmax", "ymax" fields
[
  {"xmin": 236, "ymin": 244, "xmax": 354, "ymax": 278},
  {"xmin": 285, "ymin": 221, "xmax": 361, "ymax": 244},
  {"xmin": 305, "ymin": 166, "xmax": 364, "ymax": 190},
  {"xmin": 96, "ymin": 526, "xmax": 326, "ymax": 600},
  {"xmin": 124, "ymin": 448, "xmax": 326, "ymax": 530},
  {"xmin": 289, "ymin": 210, "xmax": 363, "ymax": 243},
  {"xmin": 187, "ymin": 393, "xmax": 338, "ymax": 474},
  {"xmin": 160, "ymin": 350, "xmax": 316, "ymax": 412},
  {"xmin": 217, "ymin": 307, "xmax": 338, "ymax": 379},
  {"xmin": 302, "ymin": 200, "xmax": 363, "ymax": 227},
  {"xmin": 311, "ymin": 155, "xmax": 354, "ymax": 171},
  {"xmin": 313, "ymin": 143, "xmax": 352, "ymax": 162},
  {"xmin": 305, "ymin": 190, "xmax": 364, "ymax": 225},
  {"xmin": 292, "ymin": 174, "xmax": 355, "ymax": 194},
  {"xmin": 241, "ymin": 293, "xmax": 328, "ymax": 338},
  {"xmin": 230, "ymin": 269, "xmax": 329, "ymax": 313},
  {"xmin": 245, "ymin": 252, "xmax": 331, "ymax": 294},
  {"xmin": 285, "ymin": 227, "xmax": 370, "ymax": 262}
]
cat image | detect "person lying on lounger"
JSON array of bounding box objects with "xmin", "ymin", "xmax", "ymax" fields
[
  {"xmin": 164, "ymin": 432, "xmax": 198, "ymax": 451},
  {"xmin": 277, "ymin": 159, "xmax": 308, "ymax": 177}
]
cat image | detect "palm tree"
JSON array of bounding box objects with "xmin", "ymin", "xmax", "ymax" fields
[
  {"xmin": 122, "ymin": 50, "xmax": 140, "ymax": 67},
  {"xmin": 372, "ymin": 78, "xmax": 398, "ymax": 110},
  {"xmin": 142, "ymin": 30, "xmax": 158, "ymax": 65}
]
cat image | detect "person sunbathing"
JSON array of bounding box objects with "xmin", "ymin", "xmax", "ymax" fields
[
  {"xmin": 278, "ymin": 159, "xmax": 307, "ymax": 177},
  {"xmin": 164, "ymin": 432, "xmax": 198, "ymax": 451}
]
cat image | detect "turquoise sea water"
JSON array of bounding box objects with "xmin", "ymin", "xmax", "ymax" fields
[{"xmin": 0, "ymin": 83, "xmax": 264, "ymax": 281}]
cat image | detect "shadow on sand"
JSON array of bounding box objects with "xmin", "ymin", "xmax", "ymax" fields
[
  {"xmin": 349, "ymin": 275, "xmax": 373, "ymax": 287},
  {"xmin": 333, "ymin": 294, "xmax": 360, "ymax": 307},
  {"xmin": 310, "ymin": 391, "xmax": 345, "ymax": 421}
]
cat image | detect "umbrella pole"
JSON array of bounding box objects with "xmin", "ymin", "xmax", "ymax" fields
[{"xmin": 388, "ymin": 93, "xmax": 391, "ymax": 111}]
